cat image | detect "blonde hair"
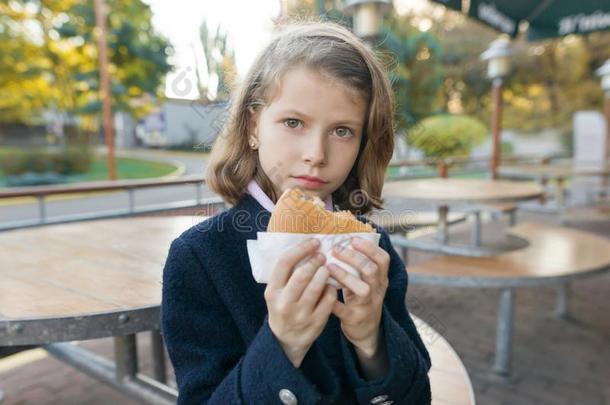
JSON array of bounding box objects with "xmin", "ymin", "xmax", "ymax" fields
[{"xmin": 205, "ymin": 20, "xmax": 395, "ymax": 215}]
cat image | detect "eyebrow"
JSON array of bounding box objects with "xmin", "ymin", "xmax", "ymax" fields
[{"xmin": 278, "ymin": 109, "xmax": 363, "ymax": 128}]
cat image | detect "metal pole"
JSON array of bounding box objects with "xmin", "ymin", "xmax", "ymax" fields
[
  {"xmin": 94, "ymin": 0, "xmax": 116, "ymax": 180},
  {"xmin": 490, "ymin": 78, "xmax": 504, "ymax": 180},
  {"xmin": 493, "ymin": 288, "xmax": 515, "ymax": 376},
  {"xmin": 151, "ymin": 330, "xmax": 167, "ymax": 383},
  {"xmin": 44, "ymin": 342, "xmax": 177, "ymax": 405},
  {"xmin": 606, "ymin": 94, "xmax": 610, "ymax": 162},
  {"xmin": 37, "ymin": 195, "xmax": 46, "ymax": 224},
  {"xmin": 437, "ymin": 205, "xmax": 449, "ymax": 244},
  {"xmin": 471, "ymin": 211, "xmax": 482, "ymax": 247},
  {"xmin": 128, "ymin": 188, "xmax": 136, "ymax": 214},
  {"xmin": 114, "ymin": 334, "xmax": 138, "ymax": 381},
  {"xmin": 555, "ymin": 283, "xmax": 570, "ymax": 319}
]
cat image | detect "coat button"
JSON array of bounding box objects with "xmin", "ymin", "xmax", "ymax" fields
[
  {"xmin": 279, "ymin": 388, "xmax": 298, "ymax": 405},
  {"xmin": 370, "ymin": 394, "xmax": 389, "ymax": 404}
]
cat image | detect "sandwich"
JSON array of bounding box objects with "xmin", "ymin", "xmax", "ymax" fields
[{"xmin": 267, "ymin": 187, "xmax": 375, "ymax": 234}]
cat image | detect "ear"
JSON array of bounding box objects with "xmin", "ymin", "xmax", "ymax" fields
[{"xmin": 248, "ymin": 106, "xmax": 259, "ymax": 141}]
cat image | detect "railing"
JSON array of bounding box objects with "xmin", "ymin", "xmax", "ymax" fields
[
  {"xmin": 387, "ymin": 154, "xmax": 565, "ymax": 179},
  {"xmin": 0, "ymin": 175, "xmax": 227, "ymax": 231},
  {"xmin": 0, "ymin": 153, "xmax": 568, "ymax": 231}
]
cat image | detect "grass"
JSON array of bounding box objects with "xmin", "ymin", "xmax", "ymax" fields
[
  {"xmin": 64, "ymin": 156, "xmax": 178, "ymax": 182},
  {"xmin": 0, "ymin": 147, "xmax": 178, "ymax": 186}
]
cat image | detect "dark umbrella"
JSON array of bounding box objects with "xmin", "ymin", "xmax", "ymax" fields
[
  {"xmin": 431, "ymin": 0, "xmax": 610, "ymax": 176},
  {"xmin": 430, "ymin": 0, "xmax": 610, "ymax": 40}
]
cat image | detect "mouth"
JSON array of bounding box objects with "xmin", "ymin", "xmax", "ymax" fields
[
  {"xmin": 293, "ymin": 175, "xmax": 328, "ymax": 184},
  {"xmin": 292, "ymin": 175, "xmax": 328, "ymax": 189}
]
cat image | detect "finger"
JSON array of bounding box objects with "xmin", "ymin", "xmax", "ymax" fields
[
  {"xmin": 269, "ymin": 238, "xmax": 320, "ymax": 290},
  {"xmin": 312, "ymin": 284, "xmax": 338, "ymax": 320},
  {"xmin": 332, "ymin": 243, "xmax": 379, "ymax": 285},
  {"xmin": 283, "ymin": 252, "xmax": 326, "ymax": 302},
  {"xmin": 299, "ymin": 264, "xmax": 331, "ymax": 312},
  {"xmin": 351, "ymin": 237, "xmax": 391, "ymax": 278},
  {"xmin": 331, "ymin": 299, "xmax": 349, "ymax": 320},
  {"xmin": 328, "ymin": 263, "xmax": 370, "ymax": 298}
]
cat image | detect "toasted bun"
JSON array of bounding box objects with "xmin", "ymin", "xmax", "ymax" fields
[{"xmin": 267, "ymin": 187, "xmax": 375, "ymax": 234}]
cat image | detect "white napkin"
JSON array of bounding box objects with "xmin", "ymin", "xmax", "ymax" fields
[{"xmin": 247, "ymin": 232, "xmax": 381, "ymax": 289}]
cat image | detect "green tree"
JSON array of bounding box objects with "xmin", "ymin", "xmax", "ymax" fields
[
  {"xmin": 196, "ymin": 20, "xmax": 237, "ymax": 102},
  {"xmin": 409, "ymin": 114, "xmax": 488, "ymax": 158},
  {"xmin": 0, "ymin": 0, "xmax": 173, "ymax": 130},
  {"xmin": 380, "ymin": 14, "xmax": 445, "ymax": 132}
]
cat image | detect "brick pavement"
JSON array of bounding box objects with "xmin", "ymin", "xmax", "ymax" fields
[{"xmin": 1, "ymin": 209, "xmax": 609, "ymax": 404}]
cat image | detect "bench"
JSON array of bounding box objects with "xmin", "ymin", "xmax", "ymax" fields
[
  {"xmin": 414, "ymin": 316, "xmax": 475, "ymax": 405},
  {"xmin": 400, "ymin": 223, "xmax": 610, "ymax": 376},
  {"xmin": 562, "ymin": 204, "xmax": 610, "ymax": 224},
  {"xmin": 464, "ymin": 203, "xmax": 518, "ymax": 247},
  {"xmin": 366, "ymin": 210, "xmax": 466, "ymax": 234}
]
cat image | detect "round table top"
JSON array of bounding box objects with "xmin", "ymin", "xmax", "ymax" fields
[
  {"xmin": 0, "ymin": 216, "xmax": 200, "ymax": 344},
  {"xmin": 499, "ymin": 164, "xmax": 610, "ymax": 180},
  {"xmin": 383, "ymin": 178, "xmax": 544, "ymax": 205},
  {"xmin": 413, "ymin": 316, "xmax": 475, "ymax": 405},
  {"xmin": 408, "ymin": 222, "xmax": 610, "ymax": 288}
]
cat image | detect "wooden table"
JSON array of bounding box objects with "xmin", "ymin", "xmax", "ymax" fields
[
  {"xmin": 414, "ymin": 316, "xmax": 475, "ymax": 405},
  {"xmin": 0, "ymin": 216, "xmax": 475, "ymax": 404},
  {"xmin": 0, "ymin": 217, "xmax": 196, "ymax": 404},
  {"xmin": 499, "ymin": 164, "xmax": 610, "ymax": 212},
  {"xmin": 382, "ymin": 179, "xmax": 544, "ymax": 249},
  {"xmin": 405, "ymin": 222, "xmax": 610, "ymax": 376}
]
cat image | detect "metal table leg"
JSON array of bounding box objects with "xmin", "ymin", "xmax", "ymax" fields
[
  {"xmin": 493, "ymin": 288, "xmax": 515, "ymax": 376},
  {"xmin": 151, "ymin": 329, "xmax": 167, "ymax": 383},
  {"xmin": 471, "ymin": 211, "xmax": 482, "ymax": 247},
  {"xmin": 44, "ymin": 338, "xmax": 178, "ymax": 405},
  {"xmin": 555, "ymin": 283, "xmax": 570, "ymax": 319},
  {"xmin": 115, "ymin": 334, "xmax": 138, "ymax": 381},
  {"xmin": 437, "ymin": 205, "xmax": 449, "ymax": 244},
  {"xmin": 508, "ymin": 209, "xmax": 517, "ymax": 226}
]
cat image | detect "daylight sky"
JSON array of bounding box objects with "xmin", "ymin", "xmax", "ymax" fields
[{"xmin": 142, "ymin": 0, "xmax": 429, "ymax": 99}]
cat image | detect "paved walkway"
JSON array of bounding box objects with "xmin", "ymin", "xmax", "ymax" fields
[{"xmin": 1, "ymin": 209, "xmax": 609, "ymax": 404}]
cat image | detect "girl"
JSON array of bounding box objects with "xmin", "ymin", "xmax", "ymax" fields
[{"xmin": 161, "ymin": 21, "xmax": 431, "ymax": 404}]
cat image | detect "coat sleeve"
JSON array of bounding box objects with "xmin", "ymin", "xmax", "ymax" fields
[
  {"xmin": 161, "ymin": 237, "xmax": 337, "ymax": 405},
  {"xmin": 338, "ymin": 225, "xmax": 432, "ymax": 405}
]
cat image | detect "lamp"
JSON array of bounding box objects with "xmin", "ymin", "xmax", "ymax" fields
[
  {"xmin": 344, "ymin": 0, "xmax": 393, "ymax": 40},
  {"xmin": 481, "ymin": 38, "xmax": 512, "ymax": 179},
  {"xmin": 596, "ymin": 59, "xmax": 610, "ymax": 162}
]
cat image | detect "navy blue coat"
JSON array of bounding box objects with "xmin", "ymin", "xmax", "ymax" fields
[{"xmin": 161, "ymin": 193, "xmax": 432, "ymax": 404}]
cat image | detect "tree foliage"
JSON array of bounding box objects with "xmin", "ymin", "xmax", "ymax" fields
[
  {"xmin": 196, "ymin": 20, "xmax": 237, "ymax": 102},
  {"xmin": 0, "ymin": 0, "xmax": 173, "ymax": 127},
  {"xmin": 410, "ymin": 114, "xmax": 488, "ymax": 158}
]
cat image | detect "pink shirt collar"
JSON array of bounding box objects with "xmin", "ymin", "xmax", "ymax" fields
[{"xmin": 246, "ymin": 179, "xmax": 334, "ymax": 212}]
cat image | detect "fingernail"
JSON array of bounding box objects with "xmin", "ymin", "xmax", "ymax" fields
[{"xmin": 310, "ymin": 239, "xmax": 320, "ymax": 247}]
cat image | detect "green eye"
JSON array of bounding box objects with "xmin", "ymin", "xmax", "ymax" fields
[
  {"xmin": 284, "ymin": 119, "xmax": 301, "ymax": 129},
  {"xmin": 336, "ymin": 127, "xmax": 352, "ymax": 137}
]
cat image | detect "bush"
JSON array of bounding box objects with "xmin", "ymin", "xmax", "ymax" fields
[
  {"xmin": 407, "ymin": 114, "xmax": 488, "ymax": 158},
  {"xmin": 0, "ymin": 147, "xmax": 93, "ymax": 176}
]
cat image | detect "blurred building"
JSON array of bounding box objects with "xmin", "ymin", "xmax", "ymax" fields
[{"xmin": 135, "ymin": 99, "xmax": 229, "ymax": 149}]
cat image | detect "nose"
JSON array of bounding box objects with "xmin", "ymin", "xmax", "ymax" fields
[{"xmin": 302, "ymin": 131, "xmax": 327, "ymax": 167}]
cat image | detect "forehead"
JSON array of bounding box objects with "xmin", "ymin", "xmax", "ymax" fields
[{"xmin": 264, "ymin": 67, "xmax": 367, "ymax": 118}]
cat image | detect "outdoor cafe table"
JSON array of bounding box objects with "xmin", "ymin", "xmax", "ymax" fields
[
  {"xmin": 0, "ymin": 216, "xmax": 475, "ymax": 405},
  {"xmin": 498, "ymin": 163, "xmax": 610, "ymax": 212},
  {"xmin": 382, "ymin": 179, "xmax": 544, "ymax": 253}
]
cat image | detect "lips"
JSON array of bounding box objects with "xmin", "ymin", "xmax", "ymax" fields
[{"xmin": 293, "ymin": 175, "xmax": 328, "ymax": 184}]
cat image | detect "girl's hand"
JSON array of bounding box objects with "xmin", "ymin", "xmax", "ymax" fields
[
  {"xmin": 265, "ymin": 238, "xmax": 337, "ymax": 368},
  {"xmin": 329, "ymin": 236, "xmax": 390, "ymax": 356}
]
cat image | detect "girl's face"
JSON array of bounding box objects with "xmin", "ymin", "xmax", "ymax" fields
[{"xmin": 250, "ymin": 67, "xmax": 367, "ymax": 202}]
